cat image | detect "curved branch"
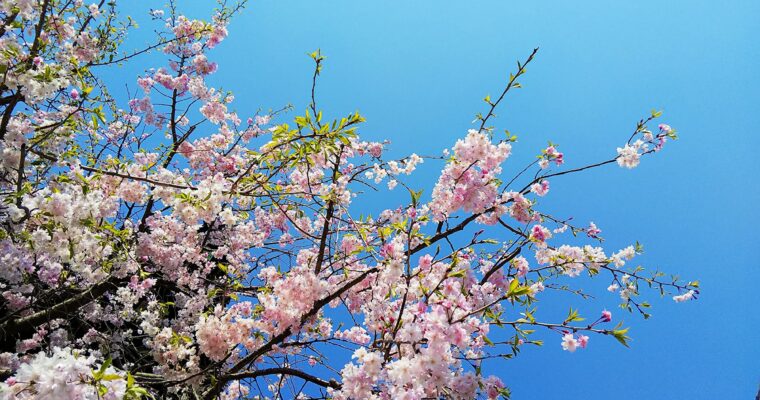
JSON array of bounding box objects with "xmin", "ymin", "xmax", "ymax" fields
[{"xmin": 226, "ymin": 367, "xmax": 341, "ymax": 390}]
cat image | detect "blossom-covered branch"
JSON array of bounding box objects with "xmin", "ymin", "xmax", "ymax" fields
[{"xmin": 0, "ymin": 1, "xmax": 695, "ymax": 399}]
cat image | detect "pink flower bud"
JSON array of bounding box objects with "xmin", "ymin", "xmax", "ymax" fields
[{"xmin": 658, "ymin": 123, "xmax": 672, "ymax": 133}]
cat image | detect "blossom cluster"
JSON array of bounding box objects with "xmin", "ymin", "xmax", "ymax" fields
[{"xmin": 429, "ymin": 129, "xmax": 512, "ymax": 221}]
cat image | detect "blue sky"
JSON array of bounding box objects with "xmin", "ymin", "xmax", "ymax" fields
[{"xmin": 114, "ymin": 1, "xmax": 759, "ymax": 398}]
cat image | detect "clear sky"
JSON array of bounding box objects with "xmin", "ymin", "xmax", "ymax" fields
[{"xmin": 114, "ymin": 1, "xmax": 759, "ymax": 398}]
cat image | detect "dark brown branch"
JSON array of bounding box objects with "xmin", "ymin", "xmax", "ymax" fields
[
  {"xmin": 0, "ymin": 276, "xmax": 119, "ymax": 348},
  {"xmin": 478, "ymin": 47, "xmax": 539, "ymax": 133},
  {"xmin": 226, "ymin": 367, "xmax": 341, "ymax": 389}
]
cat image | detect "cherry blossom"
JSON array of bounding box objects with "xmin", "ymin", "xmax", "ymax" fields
[{"xmin": 0, "ymin": 2, "xmax": 695, "ymax": 399}]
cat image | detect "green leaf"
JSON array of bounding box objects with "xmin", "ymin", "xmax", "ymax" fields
[
  {"xmin": 92, "ymin": 357, "xmax": 112, "ymax": 380},
  {"xmin": 612, "ymin": 327, "xmax": 631, "ymax": 347},
  {"xmin": 564, "ymin": 308, "xmax": 584, "ymax": 324},
  {"xmin": 448, "ymin": 269, "xmax": 466, "ymax": 278},
  {"xmin": 408, "ymin": 188, "xmax": 423, "ymax": 207}
]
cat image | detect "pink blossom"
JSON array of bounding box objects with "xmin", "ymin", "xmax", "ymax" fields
[
  {"xmin": 544, "ymin": 145, "xmax": 564, "ymax": 165},
  {"xmin": 530, "ymin": 179, "xmax": 550, "ymax": 196},
  {"xmin": 561, "ymin": 333, "xmax": 579, "ymax": 352},
  {"xmin": 513, "ymin": 256, "xmax": 530, "ymax": 277},
  {"xmin": 200, "ymin": 100, "xmax": 227, "ymax": 124},
  {"xmin": 335, "ymin": 327, "xmax": 371, "ymax": 345},
  {"xmin": 587, "ymin": 221, "xmax": 601, "ymax": 238},
  {"xmin": 530, "ymin": 224, "xmax": 551, "ymax": 244},
  {"xmin": 673, "ymin": 290, "xmax": 696, "ymax": 303},
  {"xmin": 616, "ymin": 143, "xmax": 641, "ymax": 169}
]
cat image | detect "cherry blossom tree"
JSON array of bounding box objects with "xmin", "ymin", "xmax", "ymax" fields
[{"xmin": 0, "ymin": 1, "xmax": 697, "ymax": 399}]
